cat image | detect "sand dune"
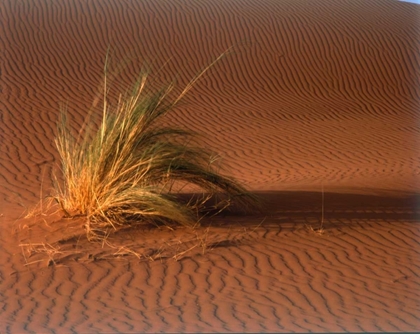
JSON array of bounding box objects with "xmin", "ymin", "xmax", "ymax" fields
[{"xmin": 1, "ymin": 0, "xmax": 419, "ymax": 332}]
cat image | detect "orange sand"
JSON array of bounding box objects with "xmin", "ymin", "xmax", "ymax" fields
[{"xmin": 1, "ymin": 0, "xmax": 419, "ymax": 331}]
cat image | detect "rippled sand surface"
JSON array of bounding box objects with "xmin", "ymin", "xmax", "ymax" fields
[{"xmin": 1, "ymin": 0, "xmax": 419, "ymax": 331}]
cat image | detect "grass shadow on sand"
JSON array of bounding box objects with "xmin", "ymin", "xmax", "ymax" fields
[{"xmin": 17, "ymin": 190, "xmax": 419, "ymax": 268}]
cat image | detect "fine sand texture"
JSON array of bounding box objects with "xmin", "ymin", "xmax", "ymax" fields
[{"xmin": 1, "ymin": 0, "xmax": 420, "ymax": 332}]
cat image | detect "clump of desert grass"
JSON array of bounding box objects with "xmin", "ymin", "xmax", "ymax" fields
[{"xmin": 37, "ymin": 56, "xmax": 259, "ymax": 242}]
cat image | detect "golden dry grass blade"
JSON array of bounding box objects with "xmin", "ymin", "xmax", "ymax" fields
[{"xmin": 33, "ymin": 52, "xmax": 260, "ymax": 243}]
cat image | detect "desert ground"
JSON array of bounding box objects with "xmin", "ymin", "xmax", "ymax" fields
[{"xmin": 1, "ymin": 0, "xmax": 420, "ymax": 332}]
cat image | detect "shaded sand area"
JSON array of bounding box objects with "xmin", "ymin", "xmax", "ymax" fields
[{"xmin": 1, "ymin": 0, "xmax": 420, "ymax": 331}]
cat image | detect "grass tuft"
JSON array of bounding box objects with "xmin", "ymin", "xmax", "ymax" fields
[{"xmin": 49, "ymin": 57, "xmax": 259, "ymax": 241}]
